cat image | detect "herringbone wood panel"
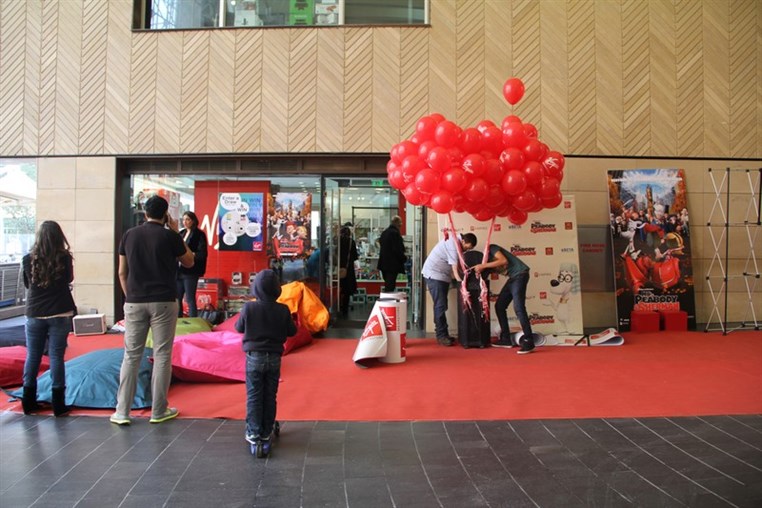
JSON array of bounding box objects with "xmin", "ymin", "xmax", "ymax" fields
[{"xmin": 0, "ymin": 0, "xmax": 759, "ymax": 158}]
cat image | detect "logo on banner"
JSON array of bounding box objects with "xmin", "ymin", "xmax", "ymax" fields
[
  {"xmin": 545, "ymin": 247, "xmax": 554, "ymax": 255},
  {"xmin": 494, "ymin": 223, "xmax": 502, "ymax": 231},
  {"xmin": 529, "ymin": 312, "xmax": 555, "ymax": 325},
  {"xmin": 360, "ymin": 314, "xmax": 384, "ymax": 341},
  {"xmin": 379, "ymin": 305, "xmax": 398, "ymax": 332},
  {"xmin": 530, "ymin": 221, "xmax": 556, "ymax": 233},
  {"xmin": 539, "ymin": 291, "xmax": 548, "ymax": 299},
  {"xmin": 633, "ymin": 291, "xmax": 680, "ymax": 312},
  {"xmin": 564, "ymin": 201, "xmax": 572, "ymax": 208},
  {"xmin": 564, "ymin": 222, "xmax": 573, "ymax": 230},
  {"xmin": 510, "ymin": 245, "xmax": 536, "ymax": 256},
  {"xmin": 561, "ymin": 247, "xmax": 575, "ymax": 253}
]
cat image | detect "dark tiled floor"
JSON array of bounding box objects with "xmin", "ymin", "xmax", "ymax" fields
[{"xmin": 1, "ymin": 413, "xmax": 761, "ymax": 507}]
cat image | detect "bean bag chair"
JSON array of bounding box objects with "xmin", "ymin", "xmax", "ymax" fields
[
  {"xmin": 213, "ymin": 313, "xmax": 240, "ymax": 332},
  {"xmin": 278, "ymin": 281, "xmax": 329, "ymax": 333},
  {"xmin": 146, "ymin": 317, "xmax": 212, "ymax": 348},
  {"xmin": 0, "ymin": 346, "xmax": 49, "ymax": 387},
  {"xmin": 10, "ymin": 348, "xmax": 152, "ymax": 409}
]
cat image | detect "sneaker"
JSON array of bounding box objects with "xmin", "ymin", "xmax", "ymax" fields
[
  {"xmin": 149, "ymin": 407, "xmax": 179, "ymax": 423},
  {"xmin": 109, "ymin": 413, "xmax": 131, "ymax": 426},
  {"xmin": 245, "ymin": 433, "xmax": 258, "ymax": 445},
  {"xmin": 436, "ymin": 336, "xmax": 454, "ymax": 347},
  {"xmin": 517, "ymin": 337, "xmax": 535, "ymax": 355},
  {"xmin": 492, "ymin": 337, "xmax": 513, "ymax": 348}
]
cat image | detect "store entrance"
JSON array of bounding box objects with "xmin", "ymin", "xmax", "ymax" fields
[{"xmin": 323, "ymin": 177, "xmax": 422, "ymax": 329}]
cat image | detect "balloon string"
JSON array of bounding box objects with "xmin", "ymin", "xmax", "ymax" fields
[
  {"xmin": 479, "ymin": 217, "xmax": 496, "ymax": 320},
  {"xmin": 447, "ymin": 212, "xmax": 472, "ymax": 313}
]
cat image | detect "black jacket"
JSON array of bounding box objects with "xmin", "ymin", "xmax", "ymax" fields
[
  {"xmin": 377, "ymin": 224, "xmax": 406, "ymax": 273},
  {"xmin": 235, "ymin": 270, "xmax": 296, "ymax": 355},
  {"xmin": 23, "ymin": 253, "xmax": 77, "ymax": 318},
  {"xmin": 178, "ymin": 228, "xmax": 208, "ymax": 277}
]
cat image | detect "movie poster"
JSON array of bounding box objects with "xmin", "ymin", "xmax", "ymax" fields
[
  {"xmin": 267, "ymin": 192, "xmax": 312, "ymax": 258},
  {"xmin": 607, "ymin": 169, "xmax": 696, "ymax": 330},
  {"xmin": 217, "ymin": 192, "xmax": 264, "ymax": 251}
]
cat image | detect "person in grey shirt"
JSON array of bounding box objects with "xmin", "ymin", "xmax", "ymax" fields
[{"xmin": 421, "ymin": 233, "xmax": 477, "ymax": 346}]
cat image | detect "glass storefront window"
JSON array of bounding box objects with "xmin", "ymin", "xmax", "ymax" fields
[
  {"xmin": 138, "ymin": 0, "xmax": 428, "ymax": 29},
  {"xmin": 0, "ymin": 160, "xmax": 36, "ymax": 264}
]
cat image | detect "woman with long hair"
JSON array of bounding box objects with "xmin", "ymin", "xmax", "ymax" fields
[
  {"xmin": 177, "ymin": 211, "xmax": 208, "ymax": 317},
  {"xmin": 22, "ymin": 221, "xmax": 77, "ymax": 416}
]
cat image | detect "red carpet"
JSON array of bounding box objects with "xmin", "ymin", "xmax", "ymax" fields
[{"xmin": 3, "ymin": 331, "xmax": 761, "ymax": 421}]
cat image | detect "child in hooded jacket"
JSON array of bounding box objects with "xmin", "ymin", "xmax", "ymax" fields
[{"xmin": 235, "ymin": 269, "xmax": 297, "ymax": 445}]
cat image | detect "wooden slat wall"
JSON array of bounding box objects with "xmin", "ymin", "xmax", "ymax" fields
[{"xmin": 0, "ymin": 0, "xmax": 760, "ymax": 158}]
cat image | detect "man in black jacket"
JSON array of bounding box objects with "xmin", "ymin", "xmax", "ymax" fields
[{"xmin": 377, "ymin": 215, "xmax": 407, "ymax": 293}]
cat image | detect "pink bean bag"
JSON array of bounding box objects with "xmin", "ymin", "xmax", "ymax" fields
[{"xmin": 0, "ymin": 346, "xmax": 49, "ymax": 387}]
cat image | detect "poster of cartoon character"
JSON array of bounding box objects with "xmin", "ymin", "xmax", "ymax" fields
[
  {"xmin": 607, "ymin": 169, "xmax": 696, "ymax": 330},
  {"xmin": 217, "ymin": 192, "xmax": 264, "ymax": 251},
  {"xmin": 267, "ymin": 192, "xmax": 312, "ymax": 258}
]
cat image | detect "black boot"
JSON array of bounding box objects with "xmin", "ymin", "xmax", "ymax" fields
[
  {"xmin": 21, "ymin": 385, "xmax": 40, "ymax": 415},
  {"xmin": 52, "ymin": 387, "xmax": 70, "ymax": 417}
]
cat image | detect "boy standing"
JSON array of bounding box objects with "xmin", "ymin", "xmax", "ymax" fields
[{"xmin": 235, "ymin": 270, "xmax": 296, "ymax": 454}]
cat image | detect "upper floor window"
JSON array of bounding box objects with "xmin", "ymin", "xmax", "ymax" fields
[{"xmin": 136, "ymin": 0, "xmax": 428, "ymax": 30}]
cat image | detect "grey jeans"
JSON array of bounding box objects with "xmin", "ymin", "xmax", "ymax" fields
[{"xmin": 115, "ymin": 301, "xmax": 178, "ymax": 418}]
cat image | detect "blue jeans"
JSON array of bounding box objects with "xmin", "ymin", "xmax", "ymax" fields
[
  {"xmin": 176, "ymin": 275, "xmax": 200, "ymax": 317},
  {"xmin": 24, "ymin": 316, "xmax": 71, "ymax": 390},
  {"xmin": 425, "ymin": 277, "xmax": 451, "ymax": 339},
  {"xmin": 246, "ymin": 351, "xmax": 281, "ymax": 439},
  {"xmin": 494, "ymin": 271, "xmax": 533, "ymax": 338}
]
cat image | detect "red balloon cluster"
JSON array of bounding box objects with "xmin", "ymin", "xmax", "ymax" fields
[{"xmin": 386, "ymin": 79, "xmax": 565, "ymax": 225}]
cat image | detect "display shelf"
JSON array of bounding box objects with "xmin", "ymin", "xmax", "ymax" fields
[{"xmin": 704, "ymin": 167, "xmax": 761, "ymax": 334}]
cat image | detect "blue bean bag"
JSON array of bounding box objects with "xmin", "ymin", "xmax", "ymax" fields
[{"xmin": 10, "ymin": 348, "xmax": 153, "ymax": 409}]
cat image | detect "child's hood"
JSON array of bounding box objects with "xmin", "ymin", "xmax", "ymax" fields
[{"xmin": 251, "ymin": 269, "xmax": 282, "ymax": 302}]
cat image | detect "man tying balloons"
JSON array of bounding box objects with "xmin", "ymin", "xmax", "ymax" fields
[
  {"xmin": 422, "ymin": 232, "xmax": 477, "ymax": 346},
  {"xmin": 473, "ymin": 244, "xmax": 535, "ymax": 354}
]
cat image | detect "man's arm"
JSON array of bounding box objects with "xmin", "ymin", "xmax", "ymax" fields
[
  {"xmin": 450, "ymin": 264, "xmax": 462, "ymax": 282},
  {"xmin": 118, "ymin": 255, "xmax": 129, "ymax": 295},
  {"xmin": 474, "ymin": 250, "xmax": 508, "ymax": 274},
  {"xmin": 178, "ymin": 243, "xmax": 195, "ymax": 268}
]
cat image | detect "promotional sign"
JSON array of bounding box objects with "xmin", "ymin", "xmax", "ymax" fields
[
  {"xmin": 607, "ymin": 169, "xmax": 696, "ymax": 330},
  {"xmin": 217, "ymin": 192, "xmax": 264, "ymax": 252},
  {"xmin": 267, "ymin": 192, "xmax": 312, "ymax": 258},
  {"xmin": 438, "ymin": 197, "xmax": 584, "ymax": 337}
]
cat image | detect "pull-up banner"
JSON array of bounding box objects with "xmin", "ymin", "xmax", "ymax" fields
[
  {"xmin": 439, "ymin": 196, "xmax": 584, "ymax": 337},
  {"xmin": 607, "ymin": 169, "xmax": 696, "ymax": 330}
]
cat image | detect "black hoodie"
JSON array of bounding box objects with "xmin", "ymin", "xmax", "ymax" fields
[{"xmin": 235, "ymin": 270, "xmax": 297, "ymax": 354}]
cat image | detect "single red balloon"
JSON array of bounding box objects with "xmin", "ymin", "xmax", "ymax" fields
[
  {"xmin": 513, "ymin": 189, "xmax": 538, "ymax": 212},
  {"xmin": 502, "ymin": 122, "xmax": 527, "ymax": 150},
  {"xmin": 503, "ymin": 78, "xmax": 525, "ymax": 105},
  {"xmin": 476, "ymin": 120, "xmax": 497, "ymax": 133},
  {"xmin": 416, "ymin": 115, "xmax": 439, "ymax": 142},
  {"xmin": 435, "ymin": 121, "xmax": 462, "ymax": 148},
  {"xmin": 541, "ymin": 151, "xmax": 565, "ymax": 179},
  {"xmin": 473, "ymin": 208, "xmax": 495, "ymax": 222},
  {"xmin": 485, "ymin": 185, "xmax": 506, "ymax": 208},
  {"xmin": 460, "ymin": 128, "xmax": 482, "ymax": 154},
  {"xmin": 415, "ymin": 168, "xmax": 441, "ymax": 195},
  {"xmin": 403, "ymin": 182, "xmax": 428, "ymax": 206},
  {"xmin": 483, "ymin": 158, "xmax": 504, "ymax": 185},
  {"xmin": 427, "ymin": 146, "xmax": 451, "ymax": 173},
  {"xmin": 418, "ymin": 140, "xmax": 437, "ymax": 160},
  {"xmin": 524, "ymin": 139, "xmax": 546, "ymax": 162},
  {"xmin": 441, "ymin": 167, "xmax": 469, "ymax": 193},
  {"xmin": 480, "ymin": 126, "xmax": 504, "ymax": 156},
  {"xmin": 462, "ymin": 153, "xmax": 486, "ymax": 178},
  {"xmin": 499, "ymin": 148, "xmax": 525, "ymax": 171},
  {"xmin": 388, "ymin": 168, "xmax": 405, "ymax": 190},
  {"xmin": 501, "ymin": 115, "xmax": 522, "ymax": 130},
  {"xmin": 522, "ymin": 123, "xmax": 538, "ymax": 138},
  {"xmin": 508, "ymin": 208, "xmax": 528, "ymax": 226},
  {"xmin": 541, "ymin": 192, "xmax": 563, "ymax": 209},
  {"xmin": 539, "ymin": 177, "xmax": 561, "ymax": 199},
  {"xmin": 501, "ymin": 170, "xmax": 527, "ymax": 196},
  {"xmin": 429, "ymin": 191, "xmax": 454, "ymax": 214},
  {"xmin": 464, "ymin": 178, "xmax": 489, "ymax": 202},
  {"xmin": 523, "ymin": 161, "xmax": 545, "ymax": 188}
]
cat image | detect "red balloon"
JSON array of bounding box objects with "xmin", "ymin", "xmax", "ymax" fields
[
  {"xmin": 402, "ymin": 155, "xmax": 425, "ymax": 174},
  {"xmin": 473, "ymin": 208, "xmax": 495, "ymax": 222},
  {"xmin": 386, "ymin": 160, "xmax": 397, "ymax": 174},
  {"xmin": 501, "ymin": 170, "xmax": 527, "ymax": 196},
  {"xmin": 539, "ymin": 177, "xmax": 561, "ymax": 199},
  {"xmin": 388, "ymin": 169, "xmax": 405, "ymax": 189},
  {"xmin": 522, "ymin": 123, "xmax": 538, "ymax": 138},
  {"xmin": 435, "ymin": 121, "xmax": 462, "ymax": 148},
  {"xmin": 429, "ymin": 191, "xmax": 454, "ymax": 214},
  {"xmin": 427, "ymin": 146, "xmax": 451, "ymax": 173},
  {"xmin": 462, "ymin": 153, "xmax": 486, "ymax": 178},
  {"xmin": 460, "ymin": 127, "xmax": 482, "ymax": 154},
  {"xmin": 476, "ymin": 120, "xmax": 497, "ymax": 133},
  {"xmin": 502, "ymin": 122, "xmax": 527, "ymax": 149},
  {"xmin": 523, "ymin": 139, "xmax": 545, "ymax": 161},
  {"xmin": 403, "ymin": 182, "xmax": 428, "ymax": 206},
  {"xmin": 392, "ymin": 140, "xmax": 419, "ymax": 164},
  {"xmin": 523, "ymin": 161, "xmax": 545, "ymax": 188},
  {"xmin": 447, "ymin": 146, "xmax": 464, "ymax": 165},
  {"xmin": 503, "ymin": 77, "xmax": 525, "ymax": 105},
  {"xmin": 528, "ymin": 199, "xmax": 544, "ymax": 213},
  {"xmin": 429, "ymin": 112, "xmax": 446, "ymax": 124},
  {"xmin": 416, "ymin": 116, "xmax": 439, "ymax": 142},
  {"xmin": 480, "ymin": 126, "xmax": 503, "ymax": 156},
  {"xmin": 541, "ymin": 192, "xmax": 563, "ymax": 209},
  {"xmin": 464, "ymin": 178, "xmax": 489, "ymax": 202},
  {"xmin": 499, "ymin": 148, "xmax": 525, "ymax": 171},
  {"xmin": 501, "ymin": 115, "xmax": 522, "ymax": 130},
  {"xmin": 508, "ymin": 208, "xmax": 528, "ymax": 226},
  {"xmin": 541, "ymin": 151, "xmax": 565, "ymax": 178},
  {"xmin": 418, "ymin": 140, "xmax": 437, "ymax": 160},
  {"xmin": 483, "ymin": 158, "xmax": 504, "ymax": 185},
  {"xmin": 513, "ymin": 189, "xmax": 538, "ymax": 212},
  {"xmin": 485, "ymin": 185, "xmax": 505, "ymax": 208},
  {"xmin": 441, "ymin": 167, "xmax": 469, "ymax": 193},
  {"xmin": 453, "ymin": 195, "xmax": 467, "ymax": 213},
  {"xmin": 415, "ymin": 168, "xmax": 441, "ymax": 195}
]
